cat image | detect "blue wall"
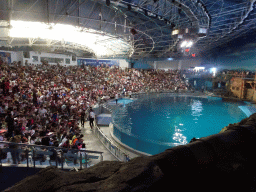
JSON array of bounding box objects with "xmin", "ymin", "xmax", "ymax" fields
[{"xmin": 133, "ymin": 61, "xmax": 152, "ymax": 69}]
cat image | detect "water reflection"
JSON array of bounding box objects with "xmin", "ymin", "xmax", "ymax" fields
[
  {"xmin": 172, "ymin": 124, "xmax": 187, "ymax": 145},
  {"xmin": 191, "ymin": 100, "xmax": 203, "ymax": 121}
]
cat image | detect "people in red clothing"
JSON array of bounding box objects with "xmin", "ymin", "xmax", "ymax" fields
[
  {"xmin": 0, "ymin": 58, "xmax": 194, "ymax": 166},
  {"xmin": 4, "ymin": 79, "xmax": 9, "ymax": 96}
]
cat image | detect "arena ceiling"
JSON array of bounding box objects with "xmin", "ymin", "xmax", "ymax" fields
[{"xmin": 0, "ymin": 0, "xmax": 255, "ymax": 60}]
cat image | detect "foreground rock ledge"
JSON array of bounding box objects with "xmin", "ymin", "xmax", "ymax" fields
[{"xmin": 5, "ymin": 113, "xmax": 256, "ymax": 192}]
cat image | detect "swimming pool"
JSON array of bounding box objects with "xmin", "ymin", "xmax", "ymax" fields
[{"xmin": 112, "ymin": 94, "xmax": 248, "ymax": 155}]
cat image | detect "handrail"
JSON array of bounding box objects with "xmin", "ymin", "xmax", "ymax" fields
[
  {"xmin": 0, "ymin": 141, "xmax": 103, "ymax": 154},
  {"xmin": 91, "ymin": 102, "xmax": 131, "ymax": 162},
  {"xmin": 0, "ymin": 141, "xmax": 104, "ymax": 170},
  {"xmin": 93, "ymin": 124, "xmax": 130, "ymax": 162}
]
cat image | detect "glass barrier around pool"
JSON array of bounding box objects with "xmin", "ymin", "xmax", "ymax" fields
[
  {"xmin": 0, "ymin": 141, "xmax": 103, "ymax": 170},
  {"xmin": 112, "ymin": 121, "xmax": 180, "ymax": 155},
  {"xmin": 93, "ymin": 125, "xmax": 130, "ymax": 162}
]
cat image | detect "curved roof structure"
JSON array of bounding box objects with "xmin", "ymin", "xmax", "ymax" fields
[{"xmin": 0, "ymin": 0, "xmax": 255, "ymax": 59}]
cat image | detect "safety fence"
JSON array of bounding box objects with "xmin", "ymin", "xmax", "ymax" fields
[
  {"xmin": 91, "ymin": 101, "xmax": 131, "ymax": 162},
  {"xmin": 93, "ymin": 125, "xmax": 130, "ymax": 162},
  {"xmin": 0, "ymin": 141, "xmax": 103, "ymax": 170}
]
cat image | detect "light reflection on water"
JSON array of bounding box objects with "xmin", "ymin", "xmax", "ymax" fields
[{"xmin": 172, "ymin": 124, "xmax": 187, "ymax": 145}]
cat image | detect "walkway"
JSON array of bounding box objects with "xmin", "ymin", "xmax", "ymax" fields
[{"xmin": 81, "ymin": 121, "xmax": 118, "ymax": 162}]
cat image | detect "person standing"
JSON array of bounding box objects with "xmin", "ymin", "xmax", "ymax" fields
[
  {"xmin": 115, "ymin": 93, "xmax": 118, "ymax": 105},
  {"xmin": 89, "ymin": 108, "xmax": 95, "ymax": 129},
  {"xmin": 4, "ymin": 79, "xmax": 10, "ymax": 96},
  {"xmin": 80, "ymin": 110, "xmax": 86, "ymax": 127},
  {"xmin": 32, "ymin": 89, "xmax": 38, "ymax": 107},
  {"xmin": 5, "ymin": 111, "xmax": 14, "ymax": 139},
  {"xmin": 9, "ymin": 135, "xmax": 21, "ymax": 164}
]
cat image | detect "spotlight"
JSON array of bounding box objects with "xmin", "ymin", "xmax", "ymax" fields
[
  {"xmin": 172, "ymin": 29, "xmax": 179, "ymax": 35},
  {"xmin": 210, "ymin": 68, "xmax": 217, "ymax": 76},
  {"xmin": 106, "ymin": 0, "xmax": 110, "ymax": 6},
  {"xmin": 187, "ymin": 41, "xmax": 193, "ymax": 47},
  {"xmin": 180, "ymin": 40, "xmax": 193, "ymax": 48},
  {"xmin": 181, "ymin": 41, "xmax": 187, "ymax": 48}
]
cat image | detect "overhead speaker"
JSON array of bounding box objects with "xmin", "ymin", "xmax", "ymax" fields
[
  {"xmin": 144, "ymin": 10, "xmax": 148, "ymax": 16},
  {"xmin": 131, "ymin": 28, "xmax": 137, "ymax": 35},
  {"xmin": 171, "ymin": 23, "xmax": 176, "ymax": 28},
  {"xmin": 128, "ymin": 4, "xmax": 131, "ymax": 11},
  {"xmin": 106, "ymin": 0, "xmax": 110, "ymax": 6}
]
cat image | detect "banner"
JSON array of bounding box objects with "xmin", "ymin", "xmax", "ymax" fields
[
  {"xmin": 0, "ymin": 52, "xmax": 11, "ymax": 64},
  {"xmin": 77, "ymin": 59, "xmax": 119, "ymax": 67}
]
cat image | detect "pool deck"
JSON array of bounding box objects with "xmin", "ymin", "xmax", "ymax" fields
[{"xmin": 80, "ymin": 122, "xmax": 119, "ymax": 162}]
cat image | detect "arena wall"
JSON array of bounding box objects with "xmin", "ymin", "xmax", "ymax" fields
[
  {"xmin": 0, "ymin": 50, "xmax": 130, "ymax": 68},
  {"xmin": 147, "ymin": 58, "xmax": 202, "ymax": 70}
]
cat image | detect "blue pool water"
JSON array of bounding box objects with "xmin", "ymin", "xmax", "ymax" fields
[{"xmin": 112, "ymin": 94, "xmax": 248, "ymax": 155}]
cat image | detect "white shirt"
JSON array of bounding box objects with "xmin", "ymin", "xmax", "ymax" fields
[
  {"xmin": 59, "ymin": 137, "xmax": 68, "ymax": 147},
  {"xmin": 40, "ymin": 108, "xmax": 47, "ymax": 116},
  {"xmin": 78, "ymin": 148, "xmax": 87, "ymax": 157},
  {"xmin": 31, "ymin": 129, "xmax": 35, "ymax": 136},
  {"xmin": 89, "ymin": 111, "xmax": 95, "ymax": 119}
]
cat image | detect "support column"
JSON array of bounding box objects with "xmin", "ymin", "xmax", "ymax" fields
[
  {"xmin": 178, "ymin": 60, "xmax": 182, "ymax": 70},
  {"xmin": 154, "ymin": 61, "xmax": 157, "ymax": 70}
]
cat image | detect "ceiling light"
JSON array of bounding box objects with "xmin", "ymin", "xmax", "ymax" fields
[
  {"xmin": 186, "ymin": 41, "xmax": 193, "ymax": 47},
  {"xmin": 180, "ymin": 40, "xmax": 193, "ymax": 48},
  {"xmin": 180, "ymin": 41, "xmax": 187, "ymax": 47},
  {"xmin": 172, "ymin": 29, "xmax": 179, "ymax": 35},
  {"xmin": 9, "ymin": 20, "xmax": 133, "ymax": 58}
]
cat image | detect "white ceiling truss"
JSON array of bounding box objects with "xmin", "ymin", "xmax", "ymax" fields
[{"xmin": 0, "ymin": 0, "xmax": 254, "ymax": 59}]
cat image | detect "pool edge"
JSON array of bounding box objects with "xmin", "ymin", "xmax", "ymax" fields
[{"xmin": 109, "ymin": 126, "xmax": 152, "ymax": 157}]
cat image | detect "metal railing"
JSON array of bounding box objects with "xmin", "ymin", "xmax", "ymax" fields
[
  {"xmin": 91, "ymin": 101, "xmax": 131, "ymax": 162},
  {"xmin": 0, "ymin": 141, "xmax": 103, "ymax": 170},
  {"xmin": 93, "ymin": 125, "xmax": 130, "ymax": 162}
]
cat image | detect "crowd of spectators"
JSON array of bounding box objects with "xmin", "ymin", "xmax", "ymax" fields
[{"xmin": 0, "ymin": 58, "xmax": 189, "ymax": 164}]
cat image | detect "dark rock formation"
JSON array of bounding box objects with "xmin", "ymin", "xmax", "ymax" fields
[{"xmin": 5, "ymin": 113, "xmax": 256, "ymax": 192}]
